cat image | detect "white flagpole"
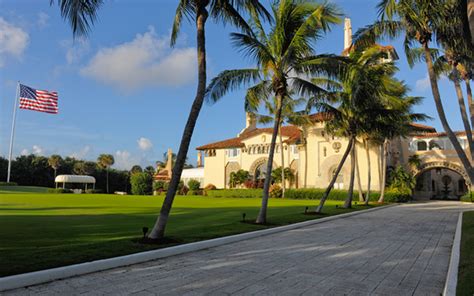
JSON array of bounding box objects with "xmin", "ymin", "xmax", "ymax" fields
[{"xmin": 7, "ymin": 82, "xmax": 20, "ymax": 183}]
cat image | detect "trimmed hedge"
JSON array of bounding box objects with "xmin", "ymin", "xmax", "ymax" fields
[
  {"xmin": 0, "ymin": 182, "xmax": 17, "ymax": 186},
  {"xmin": 47, "ymin": 188, "xmax": 72, "ymax": 194},
  {"xmin": 207, "ymin": 189, "xmax": 263, "ymax": 198},
  {"xmin": 461, "ymin": 194, "xmax": 473, "ymax": 203},
  {"xmin": 205, "ymin": 188, "xmax": 411, "ymax": 203},
  {"xmin": 285, "ymin": 188, "xmax": 380, "ymax": 201}
]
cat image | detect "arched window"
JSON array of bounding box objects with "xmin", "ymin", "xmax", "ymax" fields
[
  {"xmin": 254, "ymin": 163, "xmax": 267, "ymax": 180},
  {"xmin": 417, "ymin": 141, "xmax": 427, "ymax": 151},
  {"xmin": 429, "ymin": 140, "xmax": 443, "ymax": 150}
]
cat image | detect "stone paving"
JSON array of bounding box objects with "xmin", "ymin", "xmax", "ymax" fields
[{"xmin": 5, "ymin": 201, "xmax": 474, "ymax": 296}]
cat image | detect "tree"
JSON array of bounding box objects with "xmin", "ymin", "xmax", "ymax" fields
[
  {"xmin": 206, "ymin": 0, "xmax": 342, "ymax": 223},
  {"xmin": 73, "ymin": 161, "xmax": 96, "ymax": 175},
  {"xmin": 271, "ymin": 167, "xmax": 295, "ymax": 184},
  {"xmin": 48, "ymin": 154, "xmax": 63, "ymax": 180},
  {"xmin": 144, "ymin": 166, "xmax": 155, "ymax": 176},
  {"xmin": 130, "ymin": 165, "xmax": 143, "ymax": 175},
  {"xmin": 97, "ymin": 154, "xmax": 114, "ymax": 193},
  {"xmin": 130, "ymin": 172, "xmax": 153, "ymax": 195},
  {"xmin": 229, "ymin": 169, "xmax": 250, "ymax": 188},
  {"xmin": 354, "ymin": 0, "xmax": 474, "ymax": 186},
  {"xmin": 52, "ymin": 0, "xmax": 104, "ymax": 37},
  {"xmin": 148, "ymin": 0, "xmax": 271, "ymax": 240}
]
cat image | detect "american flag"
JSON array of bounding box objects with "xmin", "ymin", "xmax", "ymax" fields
[{"xmin": 19, "ymin": 84, "xmax": 58, "ymax": 114}]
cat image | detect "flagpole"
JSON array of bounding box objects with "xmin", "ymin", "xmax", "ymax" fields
[{"xmin": 7, "ymin": 82, "xmax": 20, "ymax": 183}]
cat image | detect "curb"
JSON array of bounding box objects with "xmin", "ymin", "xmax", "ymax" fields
[
  {"xmin": 443, "ymin": 211, "xmax": 463, "ymax": 296},
  {"xmin": 0, "ymin": 204, "xmax": 395, "ymax": 292}
]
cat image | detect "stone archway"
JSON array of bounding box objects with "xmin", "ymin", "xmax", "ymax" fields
[
  {"xmin": 249, "ymin": 157, "xmax": 277, "ymax": 180},
  {"xmin": 225, "ymin": 162, "xmax": 240, "ymax": 189},
  {"xmin": 413, "ymin": 161, "xmax": 470, "ymax": 200},
  {"xmin": 290, "ymin": 160, "xmax": 298, "ymax": 188}
]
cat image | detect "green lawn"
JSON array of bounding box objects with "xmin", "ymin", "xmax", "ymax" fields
[
  {"xmin": 0, "ymin": 188, "xmax": 379, "ymax": 277},
  {"xmin": 458, "ymin": 211, "xmax": 474, "ymax": 295}
]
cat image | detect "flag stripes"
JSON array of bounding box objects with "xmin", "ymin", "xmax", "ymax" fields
[{"xmin": 18, "ymin": 84, "xmax": 59, "ymax": 114}]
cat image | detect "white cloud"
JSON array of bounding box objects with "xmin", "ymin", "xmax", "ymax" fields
[
  {"xmin": 137, "ymin": 137, "xmax": 153, "ymax": 151},
  {"xmin": 32, "ymin": 145, "xmax": 44, "ymax": 155},
  {"xmin": 61, "ymin": 37, "xmax": 90, "ymax": 64},
  {"xmin": 415, "ymin": 74, "xmax": 431, "ymax": 92},
  {"xmin": 114, "ymin": 150, "xmax": 135, "ymax": 170},
  {"xmin": 80, "ymin": 26, "xmax": 197, "ymax": 91},
  {"xmin": 70, "ymin": 145, "xmax": 91, "ymax": 159},
  {"xmin": 0, "ymin": 17, "xmax": 29, "ymax": 67},
  {"xmin": 20, "ymin": 149, "xmax": 29, "ymax": 156},
  {"xmin": 37, "ymin": 12, "xmax": 49, "ymax": 29}
]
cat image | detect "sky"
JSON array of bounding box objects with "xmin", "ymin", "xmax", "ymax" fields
[{"xmin": 0, "ymin": 0, "xmax": 466, "ymax": 170}]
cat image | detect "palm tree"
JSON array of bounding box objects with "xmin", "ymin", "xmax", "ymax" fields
[
  {"xmin": 52, "ymin": 0, "xmax": 104, "ymax": 37},
  {"xmin": 48, "ymin": 154, "xmax": 63, "ymax": 181},
  {"xmin": 206, "ymin": 0, "xmax": 342, "ymax": 223},
  {"xmin": 148, "ymin": 0, "xmax": 271, "ymax": 239},
  {"xmin": 354, "ymin": 0, "xmax": 474, "ymax": 185},
  {"xmin": 97, "ymin": 154, "xmax": 114, "ymax": 193}
]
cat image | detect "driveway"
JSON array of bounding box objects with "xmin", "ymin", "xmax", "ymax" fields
[{"xmin": 6, "ymin": 201, "xmax": 473, "ymax": 295}]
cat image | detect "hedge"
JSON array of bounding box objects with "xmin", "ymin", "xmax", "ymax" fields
[
  {"xmin": 461, "ymin": 194, "xmax": 473, "ymax": 203},
  {"xmin": 206, "ymin": 189, "xmax": 263, "ymax": 198},
  {"xmin": 0, "ymin": 182, "xmax": 17, "ymax": 186},
  {"xmin": 207, "ymin": 188, "xmax": 411, "ymax": 203}
]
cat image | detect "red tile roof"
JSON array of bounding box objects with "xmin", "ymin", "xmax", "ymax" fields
[
  {"xmin": 196, "ymin": 125, "xmax": 302, "ymax": 150},
  {"xmin": 409, "ymin": 123, "xmax": 437, "ymax": 133},
  {"xmin": 412, "ymin": 131, "xmax": 467, "ymax": 139}
]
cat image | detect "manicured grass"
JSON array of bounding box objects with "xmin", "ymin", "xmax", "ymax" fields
[
  {"xmin": 457, "ymin": 211, "xmax": 474, "ymax": 295},
  {"xmin": 0, "ymin": 189, "xmax": 379, "ymax": 277},
  {"xmin": 0, "ymin": 185, "xmax": 50, "ymax": 194}
]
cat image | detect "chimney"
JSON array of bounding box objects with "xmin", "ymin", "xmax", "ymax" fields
[
  {"xmin": 197, "ymin": 151, "xmax": 203, "ymax": 167},
  {"xmin": 344, "ymin": 18, "xmax": 352, "ymax": 53},
  {"xmin": 166, "ymin": 148, "xmax": 173, "ymax": 177},
  {"xmin": 238, "ymin": 112, "xmax": 257, "ymax": 136}
]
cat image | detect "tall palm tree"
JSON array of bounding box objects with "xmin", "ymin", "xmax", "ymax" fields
[
  {"xmin": 97, "ymin": 154, "xmax": 114, "ymax": 193},
  {"xmin": 206, "ymin": 0, "xmax": 342, "ymax": 223},
  {"xmin": 52, "ymin": 0, "xmax": 104, "ymax": 37},
  {"xmin": 354, "ymin": 0, "xmax": 474, "ymax": 185},
  {"xmin": 148, "ymin": 0, "xmax": 271, "ymax": 240},
  {"xmin": 48, "ymin": 154, "xmax": 63, "ymax": 181},
  {"xmin": 311, "ymin": 46, "xmax": 422, "ymax": 212}
]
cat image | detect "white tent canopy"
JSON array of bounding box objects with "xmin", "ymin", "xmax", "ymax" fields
[{"xmin": 55, "ymin": 175, "xmax": 96, "ymax": 190}]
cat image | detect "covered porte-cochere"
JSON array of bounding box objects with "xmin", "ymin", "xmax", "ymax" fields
[{"xmin": 413, "ymin": 161, "xmax": 470, "ymax": 200}]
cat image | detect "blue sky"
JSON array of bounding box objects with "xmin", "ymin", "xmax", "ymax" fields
[{"xmin": 0, "ymin": 0, "xmax": 466, "ymax": 169}]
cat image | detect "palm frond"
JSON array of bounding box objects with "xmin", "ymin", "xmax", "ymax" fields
[
  {"xmin": 52, "ymin": 0, "xmax": 104, "ymax": 37},
  {"xmin": 206, "ymin": 69, "xmax": 261, "ymax": 104}
]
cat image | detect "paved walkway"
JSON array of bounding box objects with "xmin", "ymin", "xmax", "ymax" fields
[{"xmin": 6, "ymin": 201, "xmax": 474, "ymax": 295}]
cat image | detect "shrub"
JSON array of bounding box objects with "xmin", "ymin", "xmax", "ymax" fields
[
  {"xmin": 244, "ymin": 179, "xmax": 264, "ymax": 189},
  {"xmin": 285, "ymin": 188, "xmax": 380, "ymax": 201},
  {"xmin": 47, "ymin": 188, "xmax": 72, "ymax": 194},
  {"xmin": 179, "ymin": 185, "xmax": 189, "ymax": 196},
  {"xmin": 188, "ymin": 189, "xmax": 203, "ymax": 196},
  {"xmin": 85, "ymin": 189, "xmax": 103, "ymax": 194},
  {"xmin": 383, "ymin": 188, "xmax": 412, "ymax": 203},
  {"xmin": 204, "ymin": 184, "xmax": 217, "ymax": 191},
  {"xmin": 229, "ymin": 170, "xmax": 250, "ymax": 188},
  {"xmin": 153, "ymin": 181, "xmax": 168, "ymax": 191},
  {"xmin": 130, "ymin": 172, "xmax": 153, "ymax": 195},
  {"xmin": 0, "ymin": 182, "xmax": 17, "ymax": 186},
  {"xmin": 187, "ymin": 179, "xmax": 201, "ymax": 191},
  {"xmin": 460, "ymin": 194, "xmax": 472, "ymax": 203},
  {"xmin": 207, "ymin": 189, "xmax": 263, "ymax": 198},
  {"xmin": 269, "ymin": 184, "xmax": 282, "ymax": 198}
]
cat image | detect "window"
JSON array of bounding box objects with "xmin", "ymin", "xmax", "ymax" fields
[
  {"xmin": 323, "ymin": 147, "xmax": 327, "ymax": 157},
  {"xmin": 417, "ymin": 141, "xmax": 427, "ymax": 151},
  {"xmin": 228, "ymin": 148, "xmax": 239, "ymax": 158}
]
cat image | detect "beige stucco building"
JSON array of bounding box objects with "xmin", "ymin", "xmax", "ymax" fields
[{"xmin": 191, "ymin": 18, "xmax": 471, "ymax": 200}]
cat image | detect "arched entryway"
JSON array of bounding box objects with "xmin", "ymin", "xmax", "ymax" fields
[
  {"xmin": 225, "ymin": 162, "xmax": 240, "ymax": 189},
  {"xmin": 413, "ymin": 161, "xmax": 470, "ymax": 200}
]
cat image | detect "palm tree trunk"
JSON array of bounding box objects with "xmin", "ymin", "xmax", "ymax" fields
[
  {"xmin": 279, "ymin": 125, "xmax": 286, "ymax": 197},
  {"xmin": 106, "ymin": 168, "xmax": 109, "ymax": 194},
  {"xmin": 453, "ymin": 72, "xmax": 474, "ymax": 159},
  {"xmin": 149, "ymin": 7, "xmax": 208, "ymax": 240},
  {"xmin": 378, "ymin": 138, "xmax": 388, "ymax": 203},
  {"xmin": 422, "ymin": 44, "xmax": 474, "ymax": 184},
  {"xmin": 466, "ymin": 79, "xmax": 474, "ymax": 129},
  {"xmin": 343, "ymin": 140, "xmax": 357, "ymax": 208},
  {"xmin": 354, "ymin": 143, "xmax": 364, "ymax": 202},
  {"xmin": 316, "ymin": 136, "xmax": 354, "ymax": 213},
  {"xmin": 378, "ymin": 144, "xmax": 383, "ymax": 192},
  {"xmin": 256, "ymin": 94, "xmax": 283, "ymax": 224},
  {"xmin": 364, "ymin": 139, "xmax": 371, "ymax": 206}
]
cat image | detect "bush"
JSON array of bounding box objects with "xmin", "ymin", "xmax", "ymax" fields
[
  {"xmin": 269, "ymin": 184, "xmax": 282, "ymax": 198},
  {"xmin": 187, "ymin": 179, "xmax": 201, "ymax": 191},
  {"xmin": 179, "ymin": 185, "xmax": 189, "ymax": 195},
  {"xmin": 204, "ymin": 184, "xmax": 217, "ymax": 191},
  {"xmin": 188, "ymin": 189, "xmax": 203, "ymax": 196},
  {"xmin": 130, "ymin": 172, "xmax": 153, "ymax": 195},
  {"xmin": 153, "ymin": 181, "xmax": 168, "ymax": 191},
  {"xmin": 207, "ymin": 189, "xmax": 263, "ymax": 198},
  {"xmin": 47, "ymin": 188, "xmax": 72, "ymax": 194},
  {"xmin": 383, "ymin": 188, "xmax": 412, "ymax": 203},
  {"xmin": 0, "ymin": 182, "xmax": 17, "ymax": 186},
  {"xmin": 461, "ymin": 194, "xmax": 472, "ymax": 203},
  {"xmin": 85, "ymin": 189, "xmax": 103, "ymax": 194},
  {"xmin": 244, "ymin": 179, "xmax": 264, "ymax": 189},
  {"xmin": 284, "ymin": 188, "xmax": 376, "ymax": 201}
]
